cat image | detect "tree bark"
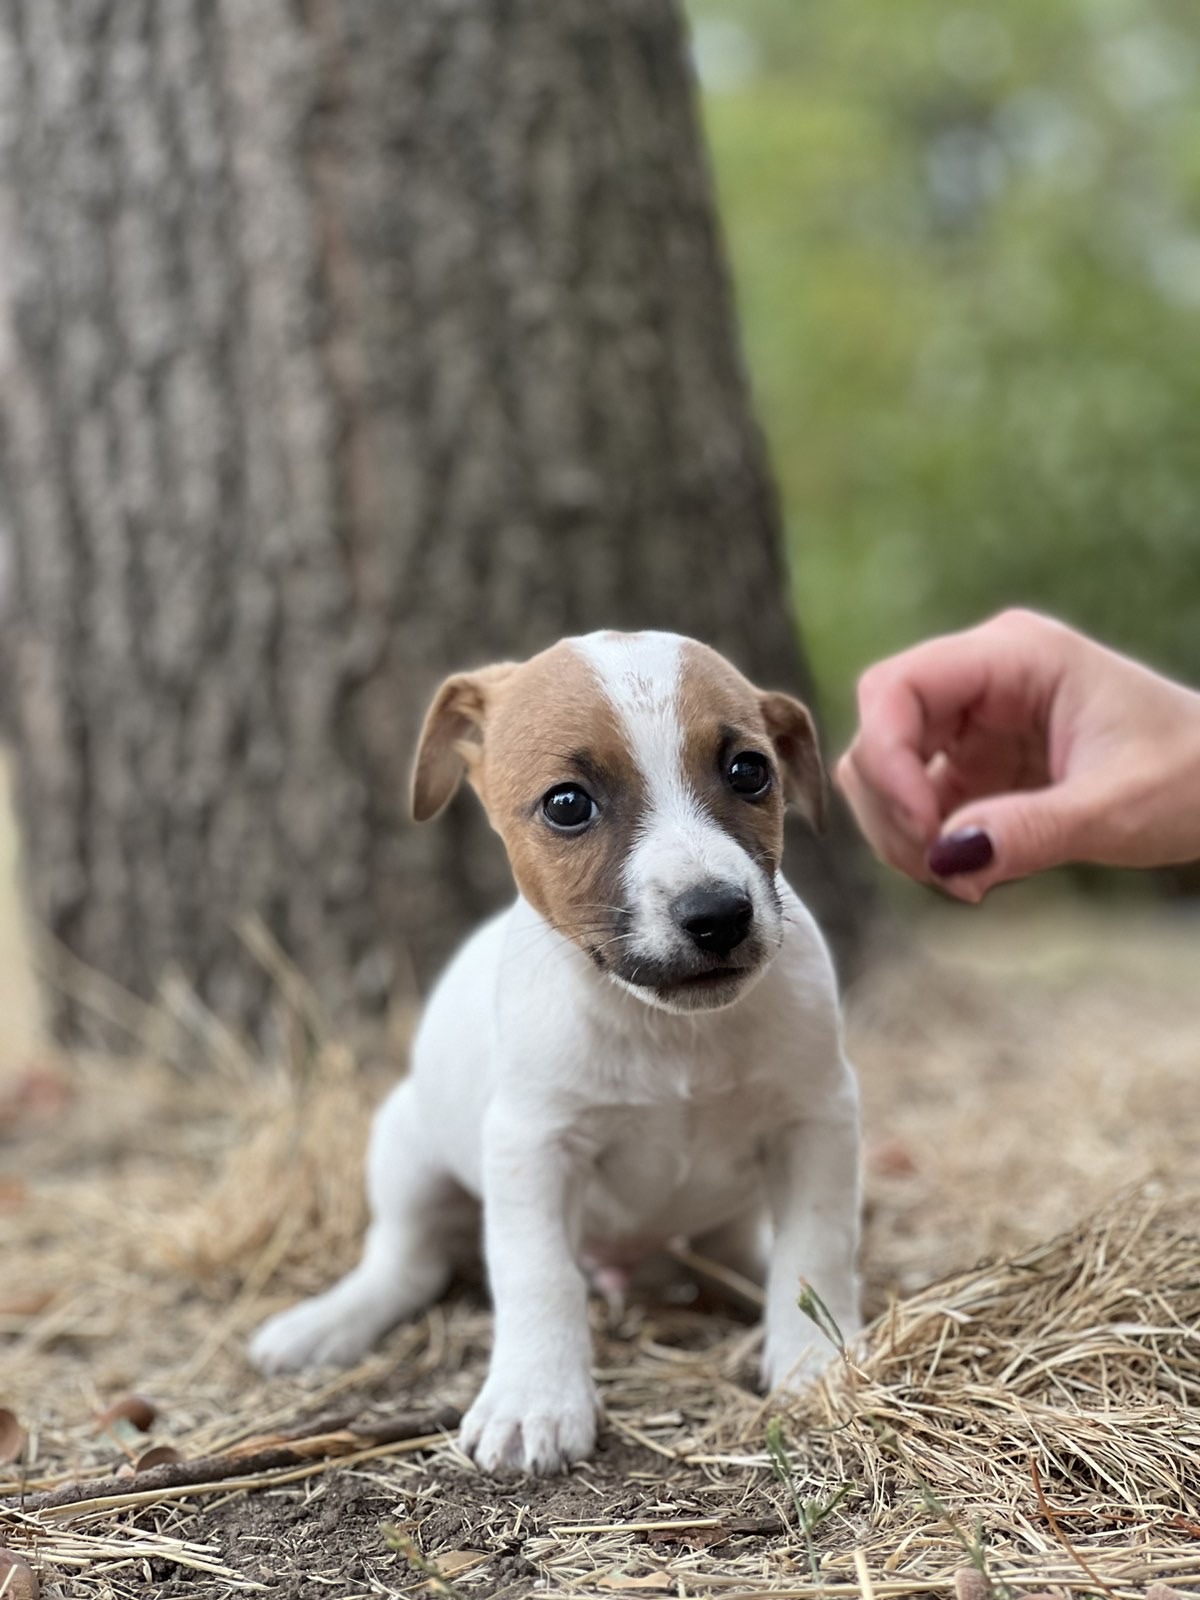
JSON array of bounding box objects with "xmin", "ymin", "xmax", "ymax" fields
[{"xmin": 0, "ymin": 0, "xmax": 872, "ymax": 1046}]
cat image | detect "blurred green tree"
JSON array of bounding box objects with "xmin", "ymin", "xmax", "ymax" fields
[
  {"xmin": 689, "ymin": 0, "xmax": 1200, "ymax": 734},
  {"xmin": 0, "ymin": 0, "xmax": 871, "ymax": 1045}
]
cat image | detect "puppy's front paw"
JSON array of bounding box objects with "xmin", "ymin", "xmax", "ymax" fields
[
  {"xmin": 761, "ymin": 1315, "xmax": 861, "ymax": 1397},
  {"xmin": 250, "ymin": 1292, "xmax": 378, "ymax": 1375},
  {"xmin": 760, "ymin": 1339, "xmax": 831, "ymax": 1397},
  {"xmin": 460, "ymin": 1370, "xmax": 600, "ymax": 1475}
]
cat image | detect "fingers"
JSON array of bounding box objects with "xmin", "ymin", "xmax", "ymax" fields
[
  {"xmin": 836, "ymin": 610, "xmax": 1076, "ymax": 891},
  {"xmin": 926, "ymin": 780, "xmax": 1090, "ymax": 901},
  {"xmin": 835, "ymin": 746, "xmax": 933, "ymax": 879},
  {"xmin": 835, "ymin": 640, "xmax": 981, "ymax": 873}
]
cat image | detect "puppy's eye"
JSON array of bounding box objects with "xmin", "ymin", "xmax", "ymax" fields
[
  {"xmin": 542, "ymin": 784, "xmax": 598, "ymax": 832},
  {"xmin": 726, "ymin": 751, "xmax": 772, "ymax": 797}
]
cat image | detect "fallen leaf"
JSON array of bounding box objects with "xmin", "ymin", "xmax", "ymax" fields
[
  {"xmin": 0, "ymin": 1410, "xmax": 27, "ymax": 1465},
  {"xmin": 432, "ymin": 1551, "xmax": 489, "ymax": 1577},
  {"xmin": 0, "ymin": 1548, "xmax": 38, "ymax": 1600},
  {"xmin": 19, "ymin": 1065, "xmax": 72, "ymax": 1114},
  {"xmin": 134, "ymin": 1446, "xmax": 183, "ymax": 1472},
  {"xmin": 0, "ymin": 1064, "xmax": 72, "ymax": 1127},
  {"xmin": 596, "ymin": 1576, "xmax": 673, "ymax": 1593},
  {"xmin": 0, "ymin": 1290, "xmax": 55, "ymax": 1319},
  {"xmin": 869, "ymin": 1134, "xmax": 918, "ymax": 1178},
  {"xmin": 227, "ymin": 1427, "xmax": 358, "ymax": 1460},
  {"xmin": 96, "ymin": 1394, "xmax": 157, "ymax": 1433},
  {"xmin": 953, "ymin": 1569, "xmax": 992, "ymax": 1600}
]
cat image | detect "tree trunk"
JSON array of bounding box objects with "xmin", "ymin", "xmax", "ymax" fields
[{"xmin": 0, "ymin": 0, "xmax": 873, "ymax": 1047}]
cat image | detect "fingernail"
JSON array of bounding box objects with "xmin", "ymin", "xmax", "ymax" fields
[{"xmin": 928, "ymin": 826, "xmax": 994, "ymax": 878}]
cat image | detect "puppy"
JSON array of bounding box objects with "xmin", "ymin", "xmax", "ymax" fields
[{"xmin": 251, "ymin": 631, "xmax": 861, "ymax": 1474}]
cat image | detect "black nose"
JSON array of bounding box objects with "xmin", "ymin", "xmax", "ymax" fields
[{"xmin": 671, "ymin": 884, "xmax": 754, "ymax": 958}]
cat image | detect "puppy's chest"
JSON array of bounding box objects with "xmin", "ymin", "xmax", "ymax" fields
[{"xmin": 577, "ymin": 1088, "xmax": 776, "ymax": 1242}]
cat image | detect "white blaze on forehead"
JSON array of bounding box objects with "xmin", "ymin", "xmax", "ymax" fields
[
  {"xmin": 572, "ymin": 631, "xmax": 741, "ymax": 886},
  {"xmin": 572, "ymin": 631, "xmax": 687, "ymax": 783}
]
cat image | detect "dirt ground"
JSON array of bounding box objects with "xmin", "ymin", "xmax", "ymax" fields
[{"xmin": 3, "ymin": 851, "xmax": 1200, "ymax": 1597}]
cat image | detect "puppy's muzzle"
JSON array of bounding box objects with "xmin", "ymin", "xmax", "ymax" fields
[{"xmin": 671, "ymin": 883, "xmax": 754, "ymax": 959}]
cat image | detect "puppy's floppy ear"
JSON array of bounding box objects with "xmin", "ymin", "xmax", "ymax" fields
[
  {"xmin": 759, "ymin": 691, "xmax": 827, "ymax": 832},
  {"xmin": 411, "ymin": 664, "xmax": 516, "ymax": 822}
]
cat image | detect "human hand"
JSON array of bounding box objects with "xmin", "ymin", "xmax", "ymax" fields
[{"xmin": 835, "ymin": 609, "xmax": 1200, "ymax": 902}]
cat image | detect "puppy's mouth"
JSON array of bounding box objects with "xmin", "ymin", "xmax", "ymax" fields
[
  {"xmin": 601, "ymin": 952, "xmax": 764, "ymax": 1012},
  {"xmin": 581, "ymin": 896, "xmax": 778, "ymax": 1013},
  {"xmin": 649, "ymin": 961, "xmax": 755, "ymax": 1008},
  {"xmin": 663, "ymin": 965, "xmax": 742, "ymax": 992}
]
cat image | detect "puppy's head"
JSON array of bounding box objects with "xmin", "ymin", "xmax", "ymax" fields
[{"xmin": 412, "ymin": 631, "xmax": 825, "ymax": 1013}]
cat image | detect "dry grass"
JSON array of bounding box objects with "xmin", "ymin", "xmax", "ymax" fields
[
  {"xmin": 790, "ymin": 1188, "xmax": 1200, "ymax": 1592},
  {"xmin": 2, "ymin": 885, "xmax": 1200, "ymax": 1598}
]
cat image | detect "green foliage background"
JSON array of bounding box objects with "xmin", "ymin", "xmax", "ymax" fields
[{"xmin": 687, "ymin": 0, "xmax": 1200, "ymax": 734}]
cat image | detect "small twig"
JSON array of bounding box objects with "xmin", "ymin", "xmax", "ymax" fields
[
  {"xmin": 1029, "ymin": 1454, "xmax": 1118, "ymax": 1600},
  {"xmin": 853, "ymin": 1547, "xmax": 876, "ymax": 1600},
  {"xmin": 919, "ymin": 1486, "xmax": 1005, "ymax": 1600},
  {"xmin": 381, "ymin": 1523, "xmax": 469, "ymax": 1598},
  {"xmin": 766, "ymin": 1416, "xmax": 851, "ymax": 1587},
  {"xmin": 665, "ymin": 1242, "xmax": 766, "ymax": 1311},
  {"xmin": 32, "ymin": 928, "xmax": 164, "ymax": 1048},
  {"xmin": 6, "ymin": 1406, "xmax": 460, "ymax": 1515},
  {"xmin": 236, "ymin": 913, "xmax": 328, "ymax": 1046}
]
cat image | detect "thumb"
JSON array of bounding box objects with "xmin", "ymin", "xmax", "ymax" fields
[{"xmin": 929, "ymin": 785, "xmax": 1083, "ymax": 895}]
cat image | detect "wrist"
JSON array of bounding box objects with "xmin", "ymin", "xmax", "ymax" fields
[
  {"xmin": 1093, "ymin": 684, "xmax": 1200, "ymax": 869},
  {"xmin": 1173, "ymin": 690, "xmax": 1200, "ymax": 863}
]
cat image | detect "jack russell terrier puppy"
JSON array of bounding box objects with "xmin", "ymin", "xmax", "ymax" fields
[{"xmin": 251, "ymin": 630, "xmax": 861, "ymax": 1475}]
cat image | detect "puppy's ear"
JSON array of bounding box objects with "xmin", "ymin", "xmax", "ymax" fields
[
  {"xmin": 411, "ymin": 664, "xmax": 516, "ymax": 822},
  {"xmin": 759, "ymin": 691, "xmax": 827, "ymax": 832}
]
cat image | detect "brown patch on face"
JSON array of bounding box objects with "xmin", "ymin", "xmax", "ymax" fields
[
  {"xmin": 676, "ymin": 642, "xmax": 826, "ymax": 875},
  {"xmin": 676, "ymin": 643, "xmax": 787, "ymax": 882},
  {"xmin": 411, "ymin": 641, "xmax": 647, "ymax": 961}
]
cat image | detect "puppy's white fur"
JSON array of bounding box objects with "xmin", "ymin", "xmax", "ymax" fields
[{"xmin": 252, "ymin": 632, "xmax": 861, "ymax": 1476}]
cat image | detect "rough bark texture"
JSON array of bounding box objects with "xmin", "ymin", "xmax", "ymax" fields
[{"xmin": 0, "ymin": 0, "xmax": 873, "ymax": 1045}]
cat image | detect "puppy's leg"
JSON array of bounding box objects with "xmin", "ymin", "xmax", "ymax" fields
[
  {"xmin": 251, "ymin": 1080, "xmax": 466, "ymax": 1374},
  {"xmin": 460, "ymin": 1110, "xmax": 597, "ymax": 1475},
  {"xmin": 760, "ymin": 1085, "xmax": 861, "ymax": 1396}
]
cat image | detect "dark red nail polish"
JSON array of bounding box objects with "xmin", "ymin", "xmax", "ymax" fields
[{"xmin": 928, "ymin": 827, "xmax": 994, "ymax": 878}]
